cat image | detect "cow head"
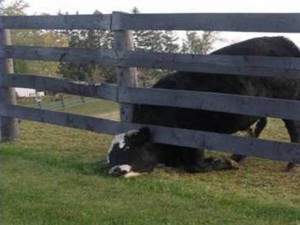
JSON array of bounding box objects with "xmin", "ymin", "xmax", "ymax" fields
[{"xmin": 107, "ymin": 127, "xmax": 158, "ymax": 178}]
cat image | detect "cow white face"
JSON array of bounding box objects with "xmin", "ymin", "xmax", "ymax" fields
[{"xmin": 107, "ymin": 127, "xmax": 157, "ymax": 178}]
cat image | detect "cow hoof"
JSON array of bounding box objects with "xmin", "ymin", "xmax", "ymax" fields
[
  {"xmin": 227, "ymin": 159, "xmax": 240, "ymax": 169},
  {"xmin": 230, "ymin": 154, "xmax": 246, "ymax": 163},
  {"xmin": 284, "ymin": 163, "xmax": 295, "ymax": 172}
]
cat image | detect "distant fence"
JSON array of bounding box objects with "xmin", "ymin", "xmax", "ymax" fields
[
  {"xmin": 20, "ymin": 93, "xmax": 90, "ymax": 111},
  {"xmin": 1, "ymin": 12, "xmax": 300, "ymax": 164}
]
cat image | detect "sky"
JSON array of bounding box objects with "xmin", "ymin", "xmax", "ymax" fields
[
  {"xmin": 19, "ymin": 0, "xmax": 300, "ymax": 15},
  {"xmin": 4, "ymin": 0, "xmax": 300, "ymax": 49}
]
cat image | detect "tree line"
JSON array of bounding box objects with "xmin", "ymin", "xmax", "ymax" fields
[{"xmin": 2, "ymin": 1, "xmax": 222, "ymax": 86}]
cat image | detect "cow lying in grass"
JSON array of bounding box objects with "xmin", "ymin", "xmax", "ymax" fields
[{"xmin": 107, "ymin": 36, "xmax": 300, "ymax": 178}]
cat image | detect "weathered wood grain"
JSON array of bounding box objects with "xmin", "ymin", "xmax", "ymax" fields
[
  {"xmin": 1, "ymin": 104, "xmax": 299, "ymax": 164},
  {"xmin": 122, "ymin": 51, "xmax": 300, "ymax": 79},
  {"xmin": 113, "ymin": 12, "xmax": 138, "ymax": 123},
  {"xmin": 0, "ymin": 30, "xmax": 19, "ymax": 141},
  {"xmin": 3, "ymin": 46, "xmax": 117, "ymax": 65},
  {"xmin": 112, "ymin": 13, "xmax": 300, "ymax": 32},
  {"xmin": 2, "ymin": 12, "xmax": 300, "ymax": 164},
  {"xmin": 3, "ymin": 74, "xmax": 118, "ymax": 101},
  {"xmin": 1, "ymin": 104, "xmax": 121, "ymax": 135},
  {"xmin": 2, "ymin": 14, "xmax": 111, "ymax": 30},
  {"xmin": 4, "ymin": 46, "xmax": 300, "ymax": 79},
  {"xmin": 146, "ymin": 124, "xmax": 300, "ymax": 164},
  {"xmin": 119, "ymin": 87, "xmax": 300, "ymax": 121},
  {"xmin": 4, "ymin": 74, "xmax": 300, "ymax": 121},
  {"xmin": 3, "ymin": 13, "xmax": 300, "ymax": 33}
]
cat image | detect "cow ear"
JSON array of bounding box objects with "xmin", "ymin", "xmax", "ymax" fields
[
  {"xmin": 125, "ymin": 127, "xmax": 151, "ymax": 146},
  {"xmin": 138, "ymin": 127, "xmax": 150, "ymax": 142}
]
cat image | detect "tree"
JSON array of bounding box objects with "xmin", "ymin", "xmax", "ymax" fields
[
  {"xmin": 132, "ymin": 7, "xmax": 180, "ymax": 86},
  {"xmin": 1, "ymin": 0, "xmax": 29, "ymax": 16},
  {"xmin": 181, "ymin": 31, "xmax": 219, "ymax": 54},
  {"xmin": 132, "ymin": 8, "xmax": 179, "ymax": 53},
  {"xmin": 162, "ymin": 31, "xmax": 179, "ymax": 53},
  {"xmin": 58, "ymin": 11, "xmax": 116, "ymax": 83},
  {"xmin": 132, "ymin": 8, "xmax": 163, "ymax": 52},
  {"xmin": 2, "ymin": 0, "xmax": 64, "ymax": 76},
  {"xmin": 60, "ymin": 7, "xmax": 180, "ymax": 85}
]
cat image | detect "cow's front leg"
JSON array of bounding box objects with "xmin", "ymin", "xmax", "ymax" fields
[{"xmin": 231, "ymin": 117, "xmax": 267, "ymax": 162}]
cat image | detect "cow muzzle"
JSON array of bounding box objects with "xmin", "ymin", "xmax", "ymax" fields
[{"xmin": 108, "ymin": 164, "xmax": 142, "ymax": 178}]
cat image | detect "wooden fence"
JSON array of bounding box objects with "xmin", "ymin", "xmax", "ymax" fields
[{"xmin": 1, "ymin": 12, "xmax": 300, "ymax": 164}]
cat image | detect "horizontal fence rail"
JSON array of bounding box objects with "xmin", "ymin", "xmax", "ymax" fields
[
  {"xmin": 119, "ymin": 87, "xmax": 300, "ymax": 121},
  {"xmin": 3, "ymin": 74, "xmax": 300, "ymax": 121},
  {"xmin": 3, "ymin": 46, "xmax": 117, "ymax": 66},
  {"xmin": 1, "ymin": 104, "xmax": 120, "ymax": 135},
  {"xmin": 4, "ymin": 46, "xmax": 300, "ymax": 79},
  {"xmin": 112, "ymin": 13, "xmax": 300, "ymax": 32},
  {"xmin": 2, "ymin": 14, "xmax": 112, "ymax": 30},
  {"xmin": 123, "ymin": 51, "xmax": 300, "ymax": 79},
  {"xmin": 3, "ymin": 13, "xmax": 300, "ymax": 32},
  {"xmin": 3, "ymin": 74, "xmax": 118, "ymax": 101},
  {"xmin": 1, "ymin": 12, "xmax": 300, "ymax": 165},
  {"xmin": 1, "ymin": 104, "xmax": 300, "ymax": 164}
]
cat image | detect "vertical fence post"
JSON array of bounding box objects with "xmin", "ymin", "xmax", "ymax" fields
[
  {"xmin": 60, "ymin": 94, "xmax": 65, "ymax": 110},
  {"xmin": 0, "ymin": 25, "xmax": 3, "ymax": 142},
  {"xmin": 112, "ymin": 12, "xmax": 138, "ymax": 123},
  {"xmin": 0, "ymin": 29, "xmax": 19, "ymax": 142}
]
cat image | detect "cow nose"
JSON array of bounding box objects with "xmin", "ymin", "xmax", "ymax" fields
[
  {"xmin": 109, "ymin": 166, "xmax": 121, "ymax": 176},
  {"xmin": 109, "ymin": 166, "xmax": 127, "ymax": 176},
  {"xmin": 108, "ymin": 165, "xmax": 132, "ymax": 176}
]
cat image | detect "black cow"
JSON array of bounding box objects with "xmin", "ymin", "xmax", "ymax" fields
[{"xmin": 107, "ymin": 36, "xmax": 300, "ymax": 178}]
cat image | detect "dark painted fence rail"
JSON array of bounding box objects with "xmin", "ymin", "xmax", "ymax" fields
[
  {"xmin": 4, "ymin": 46, "xmax": 300, "ymax": 79},
  {"xmin": 2, "ymin": 104, "xmax": 300, "ymax": 164},
  {"xmin": 3, "ymin": 74, "xmax": 118, "ymax": 101},
  {"xmin": 1, "ymin": 12, "xmax": 300, "ymax": 164},
  {"xmin": 2, "ymin": 74, "xmax": 300, "ymax": 121},
  {"xmin": 2, "ymin": 14, "xmax": 112, "ymax": 30},
  {"xmin": 3, "ymin": 13, "xmax": 300, "ymax": 32}
]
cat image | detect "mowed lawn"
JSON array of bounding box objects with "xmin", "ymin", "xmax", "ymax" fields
[{"xmin": 1, "ymin": 100, "xmax": 300, "ymax": 225}]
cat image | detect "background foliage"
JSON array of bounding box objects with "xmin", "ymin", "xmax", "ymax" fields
[{"xmin": 2, "ymin": 1, "xmax": 220, "ymax": 86}]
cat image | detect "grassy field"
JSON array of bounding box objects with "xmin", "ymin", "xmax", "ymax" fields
[{"xmin": 1, "ymin": 100, "xmax": 300, "ymax": 225}]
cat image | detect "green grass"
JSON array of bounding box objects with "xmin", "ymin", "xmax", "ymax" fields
[
  {"xmin": 63, "ymin": 99, "xmax": 119, "ymax": 116},
  {"xmin": 1, "ymin": 102, "xmax": 300, "ymax": 225},
  {"xmin": 18, "ymin": 96, "xmax": 119, "ymax": 116}
]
